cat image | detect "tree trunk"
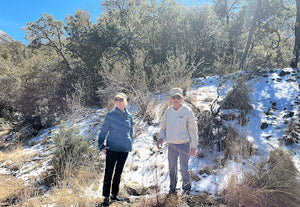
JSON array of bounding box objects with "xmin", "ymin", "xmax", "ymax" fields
[
  {"xmin": 240, "ymin": 0, "xmax": 260, "ymax": 70},
  {"xmin": 240, "ymin": 22, "xmax": 256, "ymax": 70},
  {"xmin": 290, "ymin": 0, "xmax": 300, "ymax": 68}
]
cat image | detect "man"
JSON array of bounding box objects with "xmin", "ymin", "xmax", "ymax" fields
[{"xmin": 157, "ymin": 87, "xmax": 198, "ymax": 195}]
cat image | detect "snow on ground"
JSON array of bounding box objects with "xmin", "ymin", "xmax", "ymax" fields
[
  {"xmin": 1, "ymin": 68, "xmax": 299, "ymax": 202},
  {"xmin": 123, "ymin": 67, "xmax": 299, "ymax": 196}
]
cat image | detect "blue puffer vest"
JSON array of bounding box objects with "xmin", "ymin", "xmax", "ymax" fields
[{"xmin": 98, "ymin": 107, "xmax": 133, "ymax": 152}]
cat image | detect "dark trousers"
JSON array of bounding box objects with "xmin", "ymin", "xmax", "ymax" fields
[
  {"xmin": 103, "ymin": 150, "xmax": 128, "ymax": 197},
  {"xmin": 168, "ymin": 143, "xmax": 191, "ymax": 191}
]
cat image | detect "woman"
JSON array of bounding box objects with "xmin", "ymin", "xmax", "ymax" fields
[{"xmin": 98, "ymin": 92, "xmax": 133, "ymax": 206}]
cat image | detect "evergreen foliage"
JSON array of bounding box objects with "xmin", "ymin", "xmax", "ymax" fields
[
  {"xmin": 0, "ymin": 0, "xmax": 298, "ymax": 126},
  {"xmin": 51, "ymin": 121, "xmax": 92, "ymax": 178}
]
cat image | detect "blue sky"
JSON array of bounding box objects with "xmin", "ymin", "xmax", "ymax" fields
[
  {"xmin": 0, "ymin": 0, "xmax": 201, "ymax": 44},
  {"xmin": 0, "ymin": 0, "xmax": 102, "ymax": 44}
]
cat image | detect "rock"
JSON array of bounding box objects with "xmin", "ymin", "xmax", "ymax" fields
[
  {"xmin": 123, "ymin": 181, "xmax": 144, "ymax": 196},
  {"xmin": 283, "ymin": 112, "xmax": 294, "ymax": 118},
  {"xmin": 199, "ymin": 165, "xmax": 217, "ymax": 175},
  {"xmin": 279, "ymin": 70, "xmax": 290, "ymax": 76},
  {"xmin": 266, "ymin": 135, "xmax": 272, "ymax": 140},
  {"xmin": 260, "ymin": 123, "xmax": 268, "ymax": 130},
  {"xmin": 129, "ymin": 164, "xmax": 139, "ymax": 171}
]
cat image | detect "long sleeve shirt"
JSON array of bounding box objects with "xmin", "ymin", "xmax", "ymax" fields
[
  {"xmin": 98, "ymin": 107, "xmax": 133, "ymax": 152},
  {"xmin": 159, "ymin": 104, "xmax": 198, "ymax": 148}
]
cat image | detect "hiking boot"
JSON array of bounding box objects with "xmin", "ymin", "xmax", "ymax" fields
[
  {"xmin": 102, "ymin": 197, "xmax": 109, "ymax": 206},
  {"xmin": 110, "ymin": 195, "xmax": 124, "ymax": 201}
]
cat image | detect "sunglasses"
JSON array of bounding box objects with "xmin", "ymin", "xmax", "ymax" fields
[
  {"xmin": 114, "ymin": 98, "xmax": 124, "ymax": 102},
  {"xmin": 172, "ymin": 95, "xmax": 182, "ymax": 100}
]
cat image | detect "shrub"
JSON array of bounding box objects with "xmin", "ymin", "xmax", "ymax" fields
[
  {"xmin": 220, "ymin": 127, "xmax": 255, "ymax": 166},
  {"xmin": 221, "ymin": 82, "xmax": 253, "ymax": 116},
  {"xmin": 51, "ymin": 121, "xmax": 93, "ymax": 179},
  {"xmin": 281, "ymin": 120, "xmax": 300, "ymax": 145},
  {"xmin": 0, "ymin": 146, "xmax": 39, "ymax": 171},
  {"xmin": 223, "ymin": 149, "xmax": 300, "ymax": 207},
  {"xmin": 98, "ymin": 51, "xmax": 196, "ymax": 121},
  {"xmin": 64, "ymin": 81, "xmax": 89, "ymax": 120}
]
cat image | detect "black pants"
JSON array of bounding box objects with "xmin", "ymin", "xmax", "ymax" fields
[{"xmin": 103, "ymin": 150, "xmax": 128, "ymax": 197}]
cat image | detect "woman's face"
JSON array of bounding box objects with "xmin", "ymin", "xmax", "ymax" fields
[{"xmin": 114, "ymin": 97, "xmax": 126, "ymax": 110}]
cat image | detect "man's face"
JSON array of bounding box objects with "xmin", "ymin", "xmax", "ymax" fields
[{"xmin": 170, "ymin": 95, "xmax": 183, "ymax": 109}]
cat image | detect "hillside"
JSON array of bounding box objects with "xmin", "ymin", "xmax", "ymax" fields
[{"xmin": 0, "ymin": 68, "xmax": 299, "ymax": 206}]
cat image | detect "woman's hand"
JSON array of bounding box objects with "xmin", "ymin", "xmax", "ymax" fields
[
  {"xmin": 190, "ymin": 148, "xmax": 196, "ymax": 156},
  {"xmin": 102, "ymin": 147, "xmax": 109, "ymax": 156},
  {"xmin": 157, "ymin": 139, "xmax": 163, "ymax": 149}
]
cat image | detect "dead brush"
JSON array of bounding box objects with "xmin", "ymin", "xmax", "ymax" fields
[
  {"xmin": 221, "ymin": 83, "xmax": 253, "ymax": 115},
  {"xmin": 0, "ymin": 174, "xmax": 39, "ymax": 206},
  {"xmin": 136, "ymin": 194, "xmax": 185, "ymax": 207},
  {"xmin": 220, "ymin": 127, "xmax": 255, "ymax": 166},
  {"xmin": 223, "ymin": 149, "xmax": 300, "ymax": 207},
  {"xmin": 33, "ymin": 167, "xmax": 102, "ymax": 206},
  {"xmin": 281, "ymin": 119, "xmax": 300, "ymax": 145},
  {"xmin": 47, "ymin": 181, "xmax": 98, "ymax": 206},
  {"xmin": 223, "ymin": 175, "xmax": 268, "ymax": 207},
  {"xmin": 139, "ymin": 98, "xmax": 161, "ymax": 125},
  {"xmin": 0, "ymin": 174, "xmax": 25, "ymax": 206},
  {"xmin": 0, "ymin": 120, "xmax": 12, "ymax": 138},
  {"xmin": 0, "ymin": 145, "xmax": 39, "ymax": 171}
]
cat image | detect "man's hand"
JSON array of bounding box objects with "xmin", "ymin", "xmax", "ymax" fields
[
  {"xmin": 190, "ymin": 148, "xmax": 196, "ymax": 156},
  {"xmin": 102, "ymin": 147, "xmax": 109, "ymax": 156},
  {"xmin": 157, "ymin": 139, "xmax": 163, "ymax": 149}
]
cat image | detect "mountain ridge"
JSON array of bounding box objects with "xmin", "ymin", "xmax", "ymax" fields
[{"xmin": 0, "ymin": 30, "xmax": 15, "ymax": 44}]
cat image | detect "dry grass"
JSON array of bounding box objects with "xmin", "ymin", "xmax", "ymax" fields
[
  {"xmin": 0, "ymin": 139, "xmax": 104, "ymax": 206},
  {"xmin": 44, "ymin": 168, "xmax": 101, "ymax": 206},
  {"xmin": 281, "ymin": 119, "xmax": 300, "ymax": 145},
  {"xmin": 13, "ymin": 198, "xmax": 44, "ymax": 207},
  {"xmin": 136, "ymin": 192, "xmax": 222, "ymax": 207},
  {"xmin": 220, "ymin": 127, "xmax": 255, "ymax": 166},
  {"xmin": 223, "ymin": 175, "xmax": 268, "ymax": 207},
  {"xmin": 0, "ymin": 121, "xmax": 12, "ymax": 149},
  {"xmin": 0, "ymin": 121, "xmax": 12, "ymax": 137},
  {"xmin": 49, "ymin": 185, "xmax": 96, "ymax": 206},
  {"xmin": 10, "ymin": 168, "xmax": 102, "ymax": 206},
  {"xmin": 136, "ymin": 194, "xmax": 182, "ymax": 207},
  {"xmin": 0, "ymin": 146, "xmax": 40, "ymax": 171},
  {"xmin": 223, "ymin": 149, "xmax": 300, "ymax": 207},
  {"xmin": 0, "ymin": 127, "xmax": 11, "ymax": 138},
  {"xmin": 0, "ymin": 147, "xmax": 43, "ymax": 206},
  {"xmin": 0, "ymin": 174, "xmax": 26, "ymax": 206}
]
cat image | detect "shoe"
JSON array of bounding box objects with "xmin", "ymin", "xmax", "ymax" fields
[
  {"xmin": 102, "ymin": 197, "xmax": 109, "ymax": 206},
  {"xmin": 110, "ymin": 195, "xmax": 124, "ymax": 201},
  {"xmin": 168, "ymin": 189, "xmax": 177, "ymax": 196}
]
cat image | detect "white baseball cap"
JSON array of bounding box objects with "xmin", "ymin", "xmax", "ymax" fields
[{"xmin": 170, "ymin": 88, "xmax": 183, "ymax": 97}]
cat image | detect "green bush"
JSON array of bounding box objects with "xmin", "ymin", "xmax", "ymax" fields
[{"xmin": 52, "ymin": 121, "xmax": 92, "ymax": 179}]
